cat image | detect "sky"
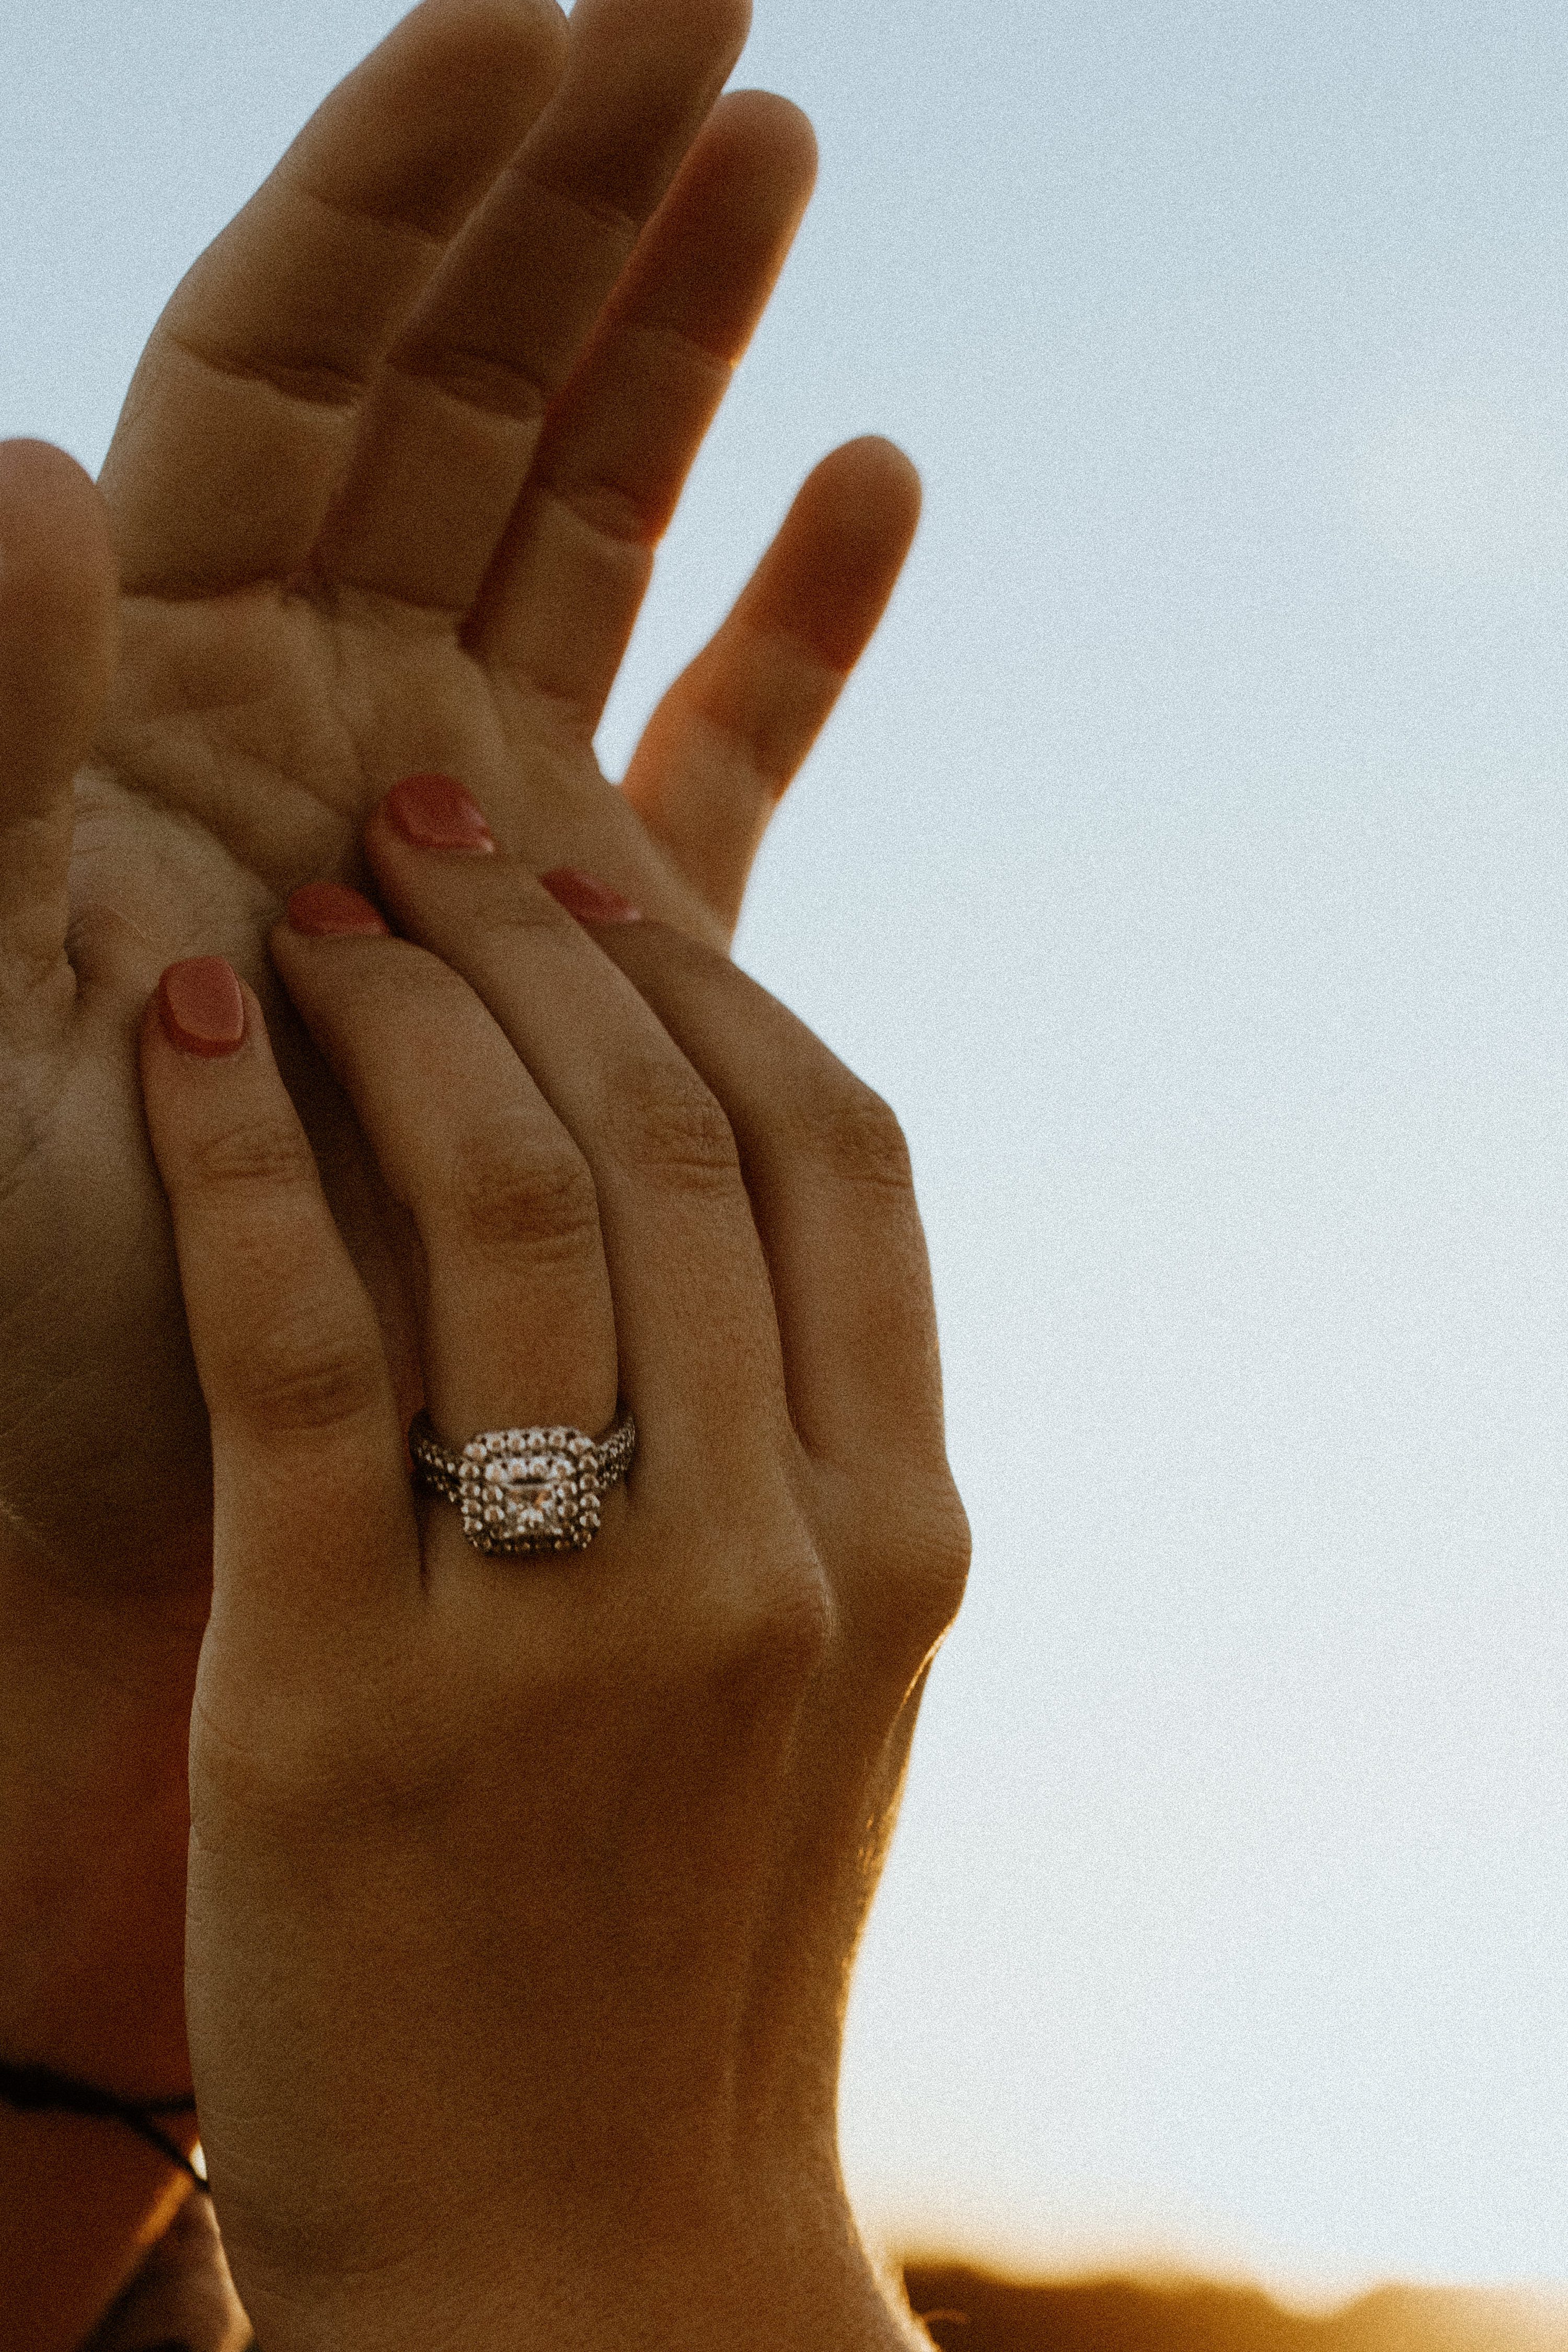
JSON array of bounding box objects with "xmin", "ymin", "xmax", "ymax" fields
[{"xmin": 5, "ymin": 0, "xmax": 1568, "ymax": 2302}]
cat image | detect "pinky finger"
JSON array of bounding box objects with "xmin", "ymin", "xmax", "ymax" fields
[
  {"xmin": 619, "ymin": 434, "xmax": 920, "ymax": 939},
  {"xmin": 139, "ymin": 959, "xmax": 414, "ymax": 1636}
]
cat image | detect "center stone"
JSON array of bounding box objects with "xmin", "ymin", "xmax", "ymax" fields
[
  {"xmin": 452, "ymin": 1428, "xmax": 603, "ymax": 1557},
  {"xmin": 487, "ymin": 1460, "xmax": 550, "ymax": 1497}
]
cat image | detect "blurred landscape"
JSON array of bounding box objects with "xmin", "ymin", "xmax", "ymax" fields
[{"xmin": 901, "ymin": 2265, "xmax": 1568, "ymax": 2352}]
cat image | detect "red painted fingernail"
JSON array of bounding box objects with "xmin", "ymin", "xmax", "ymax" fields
[
  {"xmin": 287, "ymin": 881, "xmax": 390, "ymax": 938},
  {"xmin": 157, "ymin": 959, "xmax": 246, "ymax": 1057},
  {"xmin": 539, "ymin": 868, "xmax": 643, "ymax": 925},
  {"xmin": 383, "ymin": 774, "xmax": 497, "ymax": 854}
]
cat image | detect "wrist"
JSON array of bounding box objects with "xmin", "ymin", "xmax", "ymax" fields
[
  {"xmin": 0, "ymin": 1543, "xmax": 200, "ymax": 2084},
  {"xmin": 245, "ymin": 2170, "xmax": 925, "ymax": 2352},
  {"xmin": 0, "ymin": 1561, "xmax": 202, "ymax": 2352}
]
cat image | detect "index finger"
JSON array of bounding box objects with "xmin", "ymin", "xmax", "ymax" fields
[{"xmin": 100, "ymin": 0, "xmax": 568, "ymax": 595}]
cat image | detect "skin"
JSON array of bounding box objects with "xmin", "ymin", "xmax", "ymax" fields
[
  {"xmin": 0, "ymin": 1, "xmax": 921, "ymax": 2341},
  {"xmin": 141, "ymin": 799, "xmax": 969, "ymax": 2351}
]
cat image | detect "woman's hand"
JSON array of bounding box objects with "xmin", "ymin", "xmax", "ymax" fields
[
  {"xmin": 0, "ymin": 0, "xmax": 920, "ymax": 1606},
  {"xmin": 0, "ymin": 8, "xmax": 917, "ymax": 2335},
  {"xmin": 140, "ymin": 778, "xmax": 967, "ymax": 2351}
]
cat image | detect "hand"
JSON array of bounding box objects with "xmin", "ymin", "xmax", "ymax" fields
[
  {"xmin": 0, "ymin": 0, "xmax": 920, "ymax": 1612},
  {"xmin": 139, "ymin": 784, "xmax": 968, "ymax": 2350},
  {"xmin": 0, "ymin": 5, "xmax": 915, "ymax": 2326}
]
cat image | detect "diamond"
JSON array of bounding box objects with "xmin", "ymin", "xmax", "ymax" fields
[{"xmin": 412, "ymin": 1405, "xmax": 633, "ymax": 1557}]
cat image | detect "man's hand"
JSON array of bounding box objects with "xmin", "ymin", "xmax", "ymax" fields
[{"xmin": 0, "ymin": 0, "xmax": 920, "ymax": 1613}]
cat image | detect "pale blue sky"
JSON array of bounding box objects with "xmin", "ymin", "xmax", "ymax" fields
[{"xmin": 6, "ymin": 0, "xmax": 1568, "ymax": 2299}]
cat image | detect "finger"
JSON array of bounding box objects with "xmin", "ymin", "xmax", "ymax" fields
[
  {"xmin": 467, "ymin": 90, "xmax": 816, "ymax": 716},
  {"xmin": 621, "ymin": 436, "xmax": 921, "ymax": 937},
  {"xmin": 362, "ymin": 783, "xmax": 787, "ymax": 1475},
  {"xmin": 566, "ymin": 903, "xmax": 943, "ymax": 1468},
  {"xmin": 270, "ymin": 883, "xmax": 617, "ymax": 1450},
  {"xmin": 310, "ymin": 0, "xmax": 752, "ymax": 613},
  {"xmin": 137, "ymin": 959, "xmax": 413, "ymax": 1630},
  {"xmin": 0, "ymin": 442, "xmax": 116, "ymax": 1038},
  {"xmin": 100, "ymin": 0, "xmax": 569, "ymax": 595}
]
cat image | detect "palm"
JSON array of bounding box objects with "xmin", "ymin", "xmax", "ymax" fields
[
  {"xmin": 102, "ymin": 587, "xmax": 708, "ymax": 921},
  {"xmin": 0, "ymin": 0, "xmax": 919, "ymax": 1606}
]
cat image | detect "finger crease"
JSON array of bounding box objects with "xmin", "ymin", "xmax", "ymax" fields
[
  {"xmin": 537, "ymin": 476, "xmax": 662, "ymax": 550},
  {"xmin": 507, "ymin": 162, "xmax": 641, "ymax": 253},
  {"xmin": 384, "ymin": 344, "xmax": 552, "ymax": 430},
  {"xmin": 742, "ymin": 618, "xmax": 854, "ymax": 691},
  {"xmin": 166, "ymin": 329, "xmax": 369, "ymax": 414},
  {"xmin": 275, "ymin": 162, "xmax": 452, "ymax": 258},
  {"xmin": 606, "ymin": 311, "xmax": 740, "ymax": 379}
]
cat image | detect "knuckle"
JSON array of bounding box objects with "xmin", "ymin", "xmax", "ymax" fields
[
  {"xmin": 182, "ymin": 1113, "xmax": 318, "ymax": 1202},
  {"xmin": 898, "ymin": 1481, "xmax": 973, "ymax": 1641},
  {"xmin": 694, "ymin": 1560, "xmax": 837, "ymax": 1724},
  {"xmin": 222, "ymin": 1308, "xmax": 386, "ymax": 1444},
  {"xmin": 443, "ymin": 1121, "xmax": 601, "ymax": 1264},
  {"xmin": 864, "ymin": 1477, "xmax": 972, "ymax": 1665},
  {"xmin": 789, "ymin": 1071, "xmax": 913, "ymax": 1196},
  {"xmin": 596, "ymin": 1054, "xmax": 741, "ymax": 1194},
  {"xmin": 730, "ymin": 1565, "xmax": 836, "ymax": 1684},
  {"xmin": 919, "ymin": 1483, "xmax": 974, "ymax": 1619}
]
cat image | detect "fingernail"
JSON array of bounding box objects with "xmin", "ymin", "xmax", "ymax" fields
[
  {"xmin": 539, "ymin": 868, "xmax": 643, "ymax": 925},
  {"xmin": 383, "ymin": 774, "xmax": 497, "ymax": 854},
  {"xmin": 158, "ymin": 959, "xmax": 246, "ymax": 1057},
  {"xmin": 287, "ymin": 881, "xmax": 390, "ymax": 938}
]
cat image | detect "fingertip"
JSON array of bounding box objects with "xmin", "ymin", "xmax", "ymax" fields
[
  {"xmin": 669, "ymin": 0, "xmax": 752, "ymax": 63},
  {"xmin": 143, "ymin": 965, "xmax": 273, "ymax": 1065},
  {"xmin": 0, "ymin": 443, "xmax": 118, "ymax": 1004},
  {"xmin": 378, "ymin": 0, "xmax": 569, "ymax": 88},
  {"xmin": 706, "ymin": 88, "xmax": 818, "ymax": 189},
  {"xmin": 815, "ymin": 435, "xmax": 923, "ymax": 532},
  {"xmin": 567, "ymin": 0, "xmax": 751, "ymax": 103},
  {"xmin": 426, "ymin": 0, "xmax": 570, "ymax": 86},
  {"xmin": 0, "ymin": 440, "xmax": 117, "ymax": 639},
  {"xmin": 295, "ymin": 0, "xmax": 570, "ymax": 241},
  {"xmin": 0, "ymin": 437, "xmax": 97, "ymax": 503},
  {"xmin": 754, "ymin": 440, "xmax": 921, "ymax": 674},
  {"xmin": 155, "ymin": 958, "xmax": 249, "ymax": 1058}
]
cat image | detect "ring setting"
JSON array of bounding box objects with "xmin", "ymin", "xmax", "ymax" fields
[{"xmin": 409, "ymin": 1406, "xmax": 636, "ymax": 1557}]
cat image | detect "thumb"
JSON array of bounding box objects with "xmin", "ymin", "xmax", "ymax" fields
[{"xmin": 0, "ymin": 440, "xmax": 117, "ymax": 1034}]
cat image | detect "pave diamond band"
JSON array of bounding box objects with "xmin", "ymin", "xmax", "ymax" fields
[{"xmin": 409, "ymin": 1405, "xmax": 636, "ymax": 1557}]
